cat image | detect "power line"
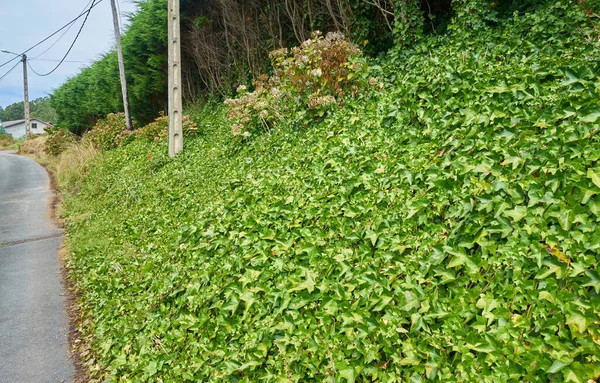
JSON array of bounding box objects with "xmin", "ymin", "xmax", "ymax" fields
[
  {"xmin": 31, "ymin": 58, "xmax": 93, "ymax": 64},
  {"xmin": 30, "ymin": 0, "xmax": 95, "ymax": 61},
  {"xmin": 0, "ymin": 0, "xmax": 105, "ymax": 69},
  {"xmin": 0, "ymin": 60, "xmax": 21, "ymax": 82},
  {"xmin": 0, "ymin": 56, "xmax": 20, "ymax": 71},
  {"xmin": 116, "ymin": 0, "xmax": 124, "ymax": 33},
  {"xmin": 27, "ymin": 0, "xmax": 97, "ymax": 77}
]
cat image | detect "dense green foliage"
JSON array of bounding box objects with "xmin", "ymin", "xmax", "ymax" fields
[
  {"xmin": 64, "ymin": 2, "xmax": 600, "ymax": 381},
  {"xmin": 0, "ymin": 96, "xmax": 57, "ymax": 123},
  {"xmin": 1, "ymin": 100, "xmax": 27, "ymax": 121},
  {"xmin": 49, "ymin": 0, "xmax": 556, "ymax": 133},
  {"xmin": 50, "ymin": 0, "xmax": 481, "ymax": 132}
]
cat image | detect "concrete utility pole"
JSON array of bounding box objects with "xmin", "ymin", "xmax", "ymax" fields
[
  {"xmin": 22, "ymin": 54, "xmax": 30, "ymax": 136},
  {"xmin": 168, "ymin": 0, "xmax": 183, "ymax": 157},
  {"xmin": 2, "ymin": 50, "xmax": 31, "ymax": 136},
  {"xmin": 110, "ymin": 0, "xmax": 133, "ymax": 131}
]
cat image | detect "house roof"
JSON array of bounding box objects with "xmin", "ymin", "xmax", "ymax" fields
[{"xmin": 3, "ymin": 118, "xmax": 51, "ymax": 128}]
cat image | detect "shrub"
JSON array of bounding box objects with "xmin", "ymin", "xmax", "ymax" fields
[
  {"xmin": 85, "ymin": 112, "xmax": 201, "ymax": 150},
  {"xmin": 134, "ymin": 112, "xmax": 199, "ymax": 143},
  {"xmin": 44, "ymin": 126, "xmax": 78, "ymax": 156},
  {"xmin": 225, "ymin": 31, "xmax": 375, "ymax": 137},
  {"xmin": 85, "ymin": 113, "xmax": 135, "ymax": 150}
]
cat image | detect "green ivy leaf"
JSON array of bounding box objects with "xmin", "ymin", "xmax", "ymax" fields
[
  {"xmin": 587, "ymin": 168, "xmax": 600, "ymax": 189},
  {"xmin": 547, "ymin": 359, "xmax": 571, "ymax": 374},
  {"xmin": 565, "ymin": 312, "xmax": 587, "ymax": 334},
  {"xmin": 504, "ymin": 206, "xmax": 527, "ymax": 221},
  {"xmin": 580, "ymin": 110, "xmax": 600, "ymax": 123}
]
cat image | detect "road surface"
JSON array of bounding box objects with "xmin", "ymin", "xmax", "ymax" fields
[{"xmin": 0, "ymin": 150, "xmax": 73, "ymax": 382}]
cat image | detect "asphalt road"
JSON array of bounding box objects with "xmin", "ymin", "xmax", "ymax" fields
[{"xmin": 0, "ymin": 151, "xmax": 73, "ymax": 382}]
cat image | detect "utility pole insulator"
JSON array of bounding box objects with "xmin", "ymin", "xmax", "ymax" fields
[
  {"xmin": 168, "ymin": 0, "xmax": 183, "ymax": 157},
  {"xmin": 110, "ymin": 0, "xmax": 133, "ymax": 131},
  {"xmin": 22, "ymin": 54, "xmax": 30, "ymax": 136}
]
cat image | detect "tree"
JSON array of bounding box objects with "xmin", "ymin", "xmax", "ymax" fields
[
  {"xmin": 0, "ymin": 101, "xmax": 25, "ymax": 121},
  {"xmin": 30, "ymin": 97, "xmax": 58, "ymax": 123}
]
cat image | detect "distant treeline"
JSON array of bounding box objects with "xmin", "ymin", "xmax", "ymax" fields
[
  {"xmin": 0, "ymin": 96, "xmax": 57, "ymax": 124},
  {"xmin": 51, "ymin": 0, "xmax": 547, "ymax": 132}
]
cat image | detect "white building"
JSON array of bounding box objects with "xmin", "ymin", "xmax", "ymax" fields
[{"xmin": 3, "ymin": 118, "xmax": 51, "ymax": 139}]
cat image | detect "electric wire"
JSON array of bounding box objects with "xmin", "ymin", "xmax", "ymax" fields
[
  {"xmin": 32, "ymin": 58, "xmax": 92, "ymax": 64},
  {"xmin": 30, "ymin": 0, "xmax": 95, "ymax": 61},
  {"xmin": 27, "ymin": 0, "xmax": 97, "ymax": 77},
  {"xmin": 0, "ymin": 0, "xmax": 105, "ymax": 69},
  {"xmin": 0, "ymin": 60, "xmax": 21, "ymax": 82},
  {"xmin": 0, "ymin": 56, "xmax": 20, "ymax": 71},
  {"xmin": 116, "ymin": 0, "xmax": 124, "ymax": 33}
]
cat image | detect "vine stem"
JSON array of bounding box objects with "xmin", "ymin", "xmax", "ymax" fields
[{"xmin": 276, "ymin": 340, "xmax": 294, "ymax": 382}]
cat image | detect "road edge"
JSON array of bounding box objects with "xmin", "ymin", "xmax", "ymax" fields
[{"xmin": 20, "ymin": 153, "xmax": 90, "ymax": 383}]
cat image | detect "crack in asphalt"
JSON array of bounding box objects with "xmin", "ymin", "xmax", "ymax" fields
[{"xmin": 0, "ymin": 233, "xmax": 62, "ymax": 249}]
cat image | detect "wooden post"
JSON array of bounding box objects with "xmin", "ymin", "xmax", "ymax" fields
[
  {"xmin": 22, "ymin": 54, "xmax": 30, "ymax": 136},
  {"xmin": 168, "ymin": 0, "xmax": 183, "ymax": 157},
  {"xmin": 110, "ymin": 0, "xmax": 133, "ymax": 131}
]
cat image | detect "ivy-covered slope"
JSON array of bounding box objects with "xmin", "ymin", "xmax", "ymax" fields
[{"xmin": 65, "ymin": 3, "xmax": 600, "ymax": 382}]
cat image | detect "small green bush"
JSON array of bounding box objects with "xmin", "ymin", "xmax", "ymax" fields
[
  {"xmin": 44, "ymin": 126, "xmax": 78, "ymax": 156},
  {"xmin": 225, "ymin": 31, "xmax": 375, "ymax": 137},
  {"xmin": 85, "ymin": 112, "xmax": 201, "ymax": 150},
  {"xmin": 134, "ymin": 112, "xmax": 199, "ymax": 143}
]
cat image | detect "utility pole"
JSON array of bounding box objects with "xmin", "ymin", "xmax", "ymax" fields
[
  {"xmin": 110, "ymin": 0, "xmax": 133, "ymax": 131},
  {"xmin": 1, "ymin": 50, "xmax": 30, "ymax": 136},
  {"xmin": 168, "ymin": 0, "xmax": 183, "ymax": 157},
  {"xmin": 22, "ymin": 54, "xmax": 30, "ymax": 136}
]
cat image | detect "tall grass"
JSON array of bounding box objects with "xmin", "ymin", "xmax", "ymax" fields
[
  {"xmin": 0, "ymin": 132, "xmax": 17, "ymax": 150},
  {"xmin": 55, "ymin": 141, "xmax": 100, "ymax": 191},
  {"xmin": 19, "ymin": 135, "xmax": 48, "ymax": 160},
  {"xmin": 19, "ymin": 135, "xmax": 100, "ymax": 191}
]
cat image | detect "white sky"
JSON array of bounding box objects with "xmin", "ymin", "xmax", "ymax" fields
[{"xmin": 0, "ymin": 0, "xmax": 137, "ymax": 109}]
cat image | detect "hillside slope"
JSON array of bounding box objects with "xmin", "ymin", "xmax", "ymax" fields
[{"xmin": 65, "ymin": 3, "xmax": 600, "ymax": 382}]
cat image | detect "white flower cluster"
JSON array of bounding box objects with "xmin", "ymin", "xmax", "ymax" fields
[
  {"xmin": 270, "ymin": 87, "xmax": 282, "ymax": 98},
  {"xmin": 310, "ymin": 68, "xmax": 323, "ymax": 78}
]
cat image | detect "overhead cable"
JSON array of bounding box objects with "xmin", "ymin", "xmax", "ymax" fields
[
  {"xmin": 27, "ymin": 0, "xmax": 97, "ymax": 77},
  {"xmin": 0, "ymin": 0, "xmax": 105, "ymax": 69},
  {"xmin": 30, "ymin": 0, "xmax": 95, "ymax": 61},
  {"xmin": 0, "ymin": 60, "xmax": 21, "ymax": 82}
]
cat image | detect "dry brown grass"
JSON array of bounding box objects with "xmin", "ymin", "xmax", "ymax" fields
[
  {"xmin": 19, "ymin": 135, "xmax": 48, "ymax": 158},
  {"xmin": 55, "ymin": 141, "xmax": 101, "ymax": 191},
  {"xmin": 19, "ymin": 135, "xmax": 100, "ymax": 191},
  {"xmin": 0, "ymin": 133, "xmax": 18, "ymax": 150}
]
